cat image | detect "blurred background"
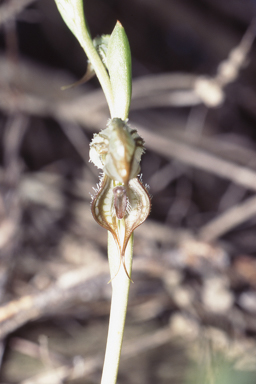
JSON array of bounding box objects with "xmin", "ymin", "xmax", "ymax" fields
[{"xmin": 1, "ymin": 0, "xmax": 256, "ymax": 383}]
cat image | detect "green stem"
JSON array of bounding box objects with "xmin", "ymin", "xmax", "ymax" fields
[{"xmin": 101, "ymin": 231, "xmax": 133, "ymax": 384}]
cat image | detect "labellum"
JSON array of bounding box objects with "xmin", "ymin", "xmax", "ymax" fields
[
  {"xmin": 113, "ymin": 186, "xmax": 127, "ymax": 219},
  {"xmin": 91, "ymin": 175, "xmax": 151, "ymax": 279}
]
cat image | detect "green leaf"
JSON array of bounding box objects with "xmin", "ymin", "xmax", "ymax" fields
[
  {"xmin": 54, "ymin": 0, "xmax": 114, "ymax": 115},
  {"xmin": 107, "ymin": 22, "xmax": 132, "ymax": 120},
  {"xmin": 54, "ymin": 0, "xmax": 89, "ymax": 48}
]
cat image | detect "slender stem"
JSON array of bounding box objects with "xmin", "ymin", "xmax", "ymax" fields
[{"xmin": 100, "ymin": 230, "xmax": 133, "ymax": 384}]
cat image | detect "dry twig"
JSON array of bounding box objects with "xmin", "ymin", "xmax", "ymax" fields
[
  {"xmin": 199, "ymin": 195, "xmax": 256, "ymax": 242},
  {"xmin": 0, "ymin": 263, "xmax": 108, "ymax": 339}
]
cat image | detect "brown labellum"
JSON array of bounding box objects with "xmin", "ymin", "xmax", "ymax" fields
[
  {"xmin": 91, "ymin": 174, "xmax": 151, "ymax": 280},
  {"xmin": 113, "ymin": 186, "xmax": 127, "ymax": 219}
]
